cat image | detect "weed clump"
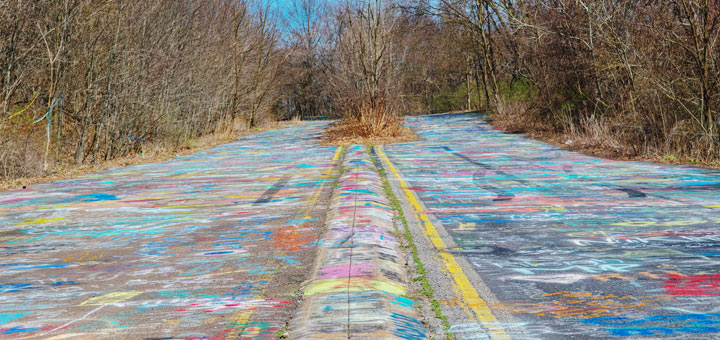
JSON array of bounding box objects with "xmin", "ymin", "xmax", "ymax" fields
[{"xmin": 323, "ymin": 101, "xmax": 418, "ymax": 145}]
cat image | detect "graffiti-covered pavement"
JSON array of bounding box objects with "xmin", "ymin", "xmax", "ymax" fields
[
  {"xmin": 379, "ymin": 113, "xmax": 720, "ymax": 339},
  {"xmin": 0, "ymin": 123, "xmax": 342, "ymax": 339},
  {"xmin": 291, "ymin": 146, "xmax": 426, "ymax": 340}
]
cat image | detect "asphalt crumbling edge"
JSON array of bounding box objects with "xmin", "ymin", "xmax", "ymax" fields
[
  {"xmin": 289, "ymin": 145, "xmax": 428, "ymax": 339},
  {"xmin": 374, "ymin": 144, "xmax": 521, "ymax": 340},
  {"xmin": 369, "ymin": 145, "xmax": 457, "ymax": 340}
]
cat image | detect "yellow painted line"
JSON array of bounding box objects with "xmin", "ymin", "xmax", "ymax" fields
[
  {"xmin": 377, "ymin": 146, "xmax": 510, "ymax": 340},
  {"xmin": 303, "ymin": 146, "xmax": 344, "ymax": 216},
  {"xmin": 332, "ymin": 145, "xmax": 345, "ymax": 163}
]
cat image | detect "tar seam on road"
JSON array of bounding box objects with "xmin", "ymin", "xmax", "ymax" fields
[
  {"xmin": 347, "ymin": 152, "xmax": 359, "ymax": 339},
  {"xmin": 377, "ymin": 145, "xmax": 512, "ymax": 340}
]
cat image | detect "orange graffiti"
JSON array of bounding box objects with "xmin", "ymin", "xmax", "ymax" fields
[
  {"xmin": 272, "ymin": 224, "xmax": 315, "ymax": 251},
  {"xmin": 492, "ymin": 291, "xmax": 670, "ymax": 319}
]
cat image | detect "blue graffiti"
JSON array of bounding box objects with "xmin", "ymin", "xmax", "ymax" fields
[
  {"xmin": 390, "ymin": 313, "xmax": 426, "ymax": 340},
  {"xmin": 0, "ymin": 313, "xmax": 27, "ymax": 325},
  {"xmin": 74, "ymin": 193, "xmax": 120, "ymax": 202},
  {"xmin": 584, "ymin": 314, "xmax": 720, "ymax": 337}
]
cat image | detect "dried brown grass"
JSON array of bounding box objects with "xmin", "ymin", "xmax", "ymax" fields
[
  {"xmin": 0, "ymin": 120, "xmax": 299, "ymax": 191},
  {"xmin": 489, "ymin": 100, "xmax": 537, "ymax": 133},
  {"xmin": 489, "ymin": 99, "xmax": 558, "ymax": 137},
  {"xmin": 323, "ymin": 120, "xmax": 418, "ymax": 145},
  {"xmin": 0, "ymin": 130, "xmax": 44, "ymax": 181},
  {"xmin": 323, "ymin": 101, "xmax": 419, "ymax": 145},
  {"xmin": 489, "ymin": 101, "xmax": 720, "ymax": 169}
]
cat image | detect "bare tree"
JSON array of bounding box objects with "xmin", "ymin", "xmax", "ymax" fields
[
  {"xmin": 327, "ymin": 0, "xmax": 404, "ymax": 136},
  {"xmin": 1, "ymin": 0, "xmax": 287, "ymax": 180}
]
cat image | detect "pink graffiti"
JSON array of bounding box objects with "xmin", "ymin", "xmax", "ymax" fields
[{"xmin": 317, "ymin": 264, "xmax": 374, "ymax": 279}]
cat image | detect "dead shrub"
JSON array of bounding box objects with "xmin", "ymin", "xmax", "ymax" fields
[
  {"xmin": 323, "ymin": 97, "xmax": 418, "ymax": 144},
  {"xmin": 0, "ymin": 120, "xmax": 45, "ymax": 179},
  {"xmin": 492, "ymin": 100, "xmax": 534, "ymax": 133}
]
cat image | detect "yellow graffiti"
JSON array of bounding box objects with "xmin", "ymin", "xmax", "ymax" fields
[
  {"xmin": 638, "ymin": 272, "xmax": 662, "ymax": 279},
  {"xmin": 224, "ymin": 309, "xmax": 253, "ymax": 340},
  {"xmin": 567, "ymin": 230, "xmax": 610, "ymax": 237},
  {"xmin": 223, "ymin": 275, "xmax": 268, "ymax": 339},
  {"xmin": 168, "ymin": 174, "xmax": 194, "ymax": 179},
  {"xmin": 17, "ymin": 217, "xmax": 67, "ymax": 225},
  {"xmin": 455, "ymin": 222, "xmax": 476, "ymax": 231},
  {"xmin": 162, "ymin": 319, "xmax": 180, "ymax": 331},
  {"xmin": 79, "ymin": 291, "xmax": 143, "ymax": 306},
  {"xmin": 304, "ymin": 277, "xmax": 405, "ymax": 296},
  {"xmin": 664, "ymin": 220, "xmax": 707, "ymax": 226},
  {"xmin": 63, "ymin": 252, "xmax": 104, "ymax": 263},
  {"xmin": 242, "ymin": 326, "xmax": 265, "ymax": 338},
  {"xmin": 592, "ymin": 273, "xmax": 634, "ymax": 281},
  {"xmin": 168, "ymin": 211, "xmax": 192, "ymax": 215},
  {"xmin": 592, "ymin": 270, "xmax": 681, "ymax": 282}
]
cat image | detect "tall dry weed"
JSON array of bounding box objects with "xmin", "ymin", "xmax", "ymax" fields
[{"xmin": 327, "ymin": 98, "xmax": 405, "ymax": 141}]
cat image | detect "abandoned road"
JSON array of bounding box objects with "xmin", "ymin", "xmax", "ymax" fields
[
  {"xmin": 0, "ymin": 123, "xmax": 342, "ymax": 339},
  {"xmin": 379, "ymin": 113, "xmax": 720, "ymax": 339},
  {"xmin": 2, "ymin": 113, "xmax": 720, "ymax": 339}
]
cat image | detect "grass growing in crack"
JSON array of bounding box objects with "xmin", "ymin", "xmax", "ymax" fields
[
  {"xmin": 367, "ymin": 145, "xmax": 457, "ymax": 340},
  {"xmin": 276, "ymin": 328, "xmax": 289, "ymax": 339},
  {"xmin": 332, "ymin": 147, "xmax": 348, "ymax": 189}
]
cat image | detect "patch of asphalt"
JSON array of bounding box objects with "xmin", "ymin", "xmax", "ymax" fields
[{"xmin": 290, "ymin": 145, "xmax": 427, "ymax": 340}]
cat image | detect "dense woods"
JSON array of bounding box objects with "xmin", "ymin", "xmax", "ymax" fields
[
  {"xmin": 452, "ymin": 0, "xmax": 720, "ymax": 164},
  {"xmin": 1, "ymin": 0, "xmax": 719, "ymax": 180},
  {"xmin": 280, "ymin": 0, "xmax": 720, "ymax": 161},
  {"xmin": 1, "ymin": 0, "xmax": 282, "ymax": 179}
]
